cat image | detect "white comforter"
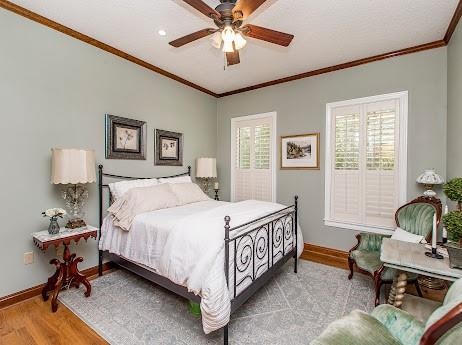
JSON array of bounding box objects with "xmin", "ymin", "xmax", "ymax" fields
[{"xmin": 99, "ymin": 200, "xmax": 303, "ymax": 333}]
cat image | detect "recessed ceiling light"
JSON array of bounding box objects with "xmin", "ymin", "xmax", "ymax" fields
[{"xmin": 158, "ymin": 30, "xmax": 167, "ymax": 36}]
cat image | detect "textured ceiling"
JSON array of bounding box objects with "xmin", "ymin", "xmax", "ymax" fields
[{"xmin": 8, "ymin": 0, "xmax": 459, "ymax": 94}]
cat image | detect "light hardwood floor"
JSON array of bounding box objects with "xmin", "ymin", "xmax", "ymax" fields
[{"xmin": 0, "ymin": 295, "xmax": 107, "ymax": 345}]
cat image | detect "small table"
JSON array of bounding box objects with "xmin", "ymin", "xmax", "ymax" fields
[
  {"xmin": 32, "ymin": 225, "xmax": 98, "ymax": 312},
  {"xmin": 380, "ymin": 238, "xmax": 462, "ymax": 308}
]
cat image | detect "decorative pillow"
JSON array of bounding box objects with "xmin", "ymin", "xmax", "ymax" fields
[
  {"xmin": 108, "ymin": 183, "xmax": 180, "ymax": 231},
  {"xmin": 109, "ymin": 178, "xmax": 159, "ymax": 200},
  {"xmin": 158, "ymin": 175, "xmax": 192, "ymax": 184},
  {"xmin": 169, "ymin": 182, "xmax": 210, "ymax": 205}
]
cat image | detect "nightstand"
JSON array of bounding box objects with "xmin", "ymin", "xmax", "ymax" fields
[{"xmin": 32, "ymin": 225, "xmax": 98, "ymax": 312}]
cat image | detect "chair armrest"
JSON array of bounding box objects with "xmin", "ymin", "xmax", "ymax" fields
[
  {"xmin": 310, "ymin": 310, "xmax": 402, "ymax": 345},
  {"xmin": 372, "ymin": 304, "xmax": 425, "ymax": 345},
  {"xmin": 357, "ymin": 233, "xmax": 389, "ymax": 252}
]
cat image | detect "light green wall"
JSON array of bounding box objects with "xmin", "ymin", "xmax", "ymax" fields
[
  {"xmin": 0, "ymin": 9, "xmax": 217, "ymax": 297},
  {"xmin": 447, "ymin": 20, "xmax": 462, "ymax": 179},
  {"xmin": 217, "ymin": 48, "xmax": 448, "ymax": 251},
  {"xmin": 0, "ymin": 6, "xmax": 453, "ymax": 297}
]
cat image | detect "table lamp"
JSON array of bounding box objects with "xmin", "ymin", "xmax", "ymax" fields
[
  {"xmin": 196, "ymin": 157, "xmax": 217, "ymax": 195},
  {"xmin": 416, "ymin": 169, "xmax": 444, "ymax": 197},
  {"xmin": 51, "ymin": 148, "xmax": 96, "ymax": 229}
]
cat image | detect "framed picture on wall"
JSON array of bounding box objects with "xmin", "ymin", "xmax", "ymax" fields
[
  {"xmin": 280, "ymin": 133, "xmax": 320, "ymax": 169},
  {"xmin": 105, "ymin": 114, "xmax": 147, "ymax": 160},
  {"xmin": 155, "ymin": 129, "xmax": 183, "ymax": 166}
]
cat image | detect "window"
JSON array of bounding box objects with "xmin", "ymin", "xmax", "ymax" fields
[
  {"xmin": 325, "ymin": 92, "xmax": 408, "ymax": 234},
  {"xmin": 231, "ymin": 112, "xmax": 277, "ymax": 202}
]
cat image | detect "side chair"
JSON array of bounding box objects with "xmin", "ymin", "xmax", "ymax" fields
[{"xmin": 348, "ymin": 196, "xmax": 442, "ymax": 306}]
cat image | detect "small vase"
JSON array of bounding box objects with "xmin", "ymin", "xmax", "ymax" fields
[{"xmin": 48, "ymin": 218, "xmax": 60, "ymax": 235}]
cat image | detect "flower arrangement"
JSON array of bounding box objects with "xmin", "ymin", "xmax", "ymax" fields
[
  {"xmin": 442, "ymin": 178, "xmax": 462, "ymax": 244},
  {"xmin": 42, "ymin": 208, "xmax": 67, "ymax": 220}
]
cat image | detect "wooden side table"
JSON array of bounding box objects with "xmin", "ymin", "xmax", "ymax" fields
[{"xmin": 32, "ymin": 225, "xmax": 98, "ymax": 312}]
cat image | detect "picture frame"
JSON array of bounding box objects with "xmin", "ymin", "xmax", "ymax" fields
[
  {"xmin": 280, "ymin": 133, "xmax": 320, "ymax": 170},
  {"xmin": 105, "ymin": 114, "xmax": 147, "ymax": 160},
  {"xmin": 155, "ymin": 129, "xmax": 183, "ymax": 166}
]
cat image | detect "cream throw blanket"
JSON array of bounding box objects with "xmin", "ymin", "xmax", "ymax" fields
[{"xmin": 108, "ymin": 183, "xmax": 179, "ymax": 231}]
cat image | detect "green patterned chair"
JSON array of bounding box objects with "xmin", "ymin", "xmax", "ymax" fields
[
  {"xmin": 348, "ymin": 196, "xmax": 442, "ymax": 306},
  {"xmin": 310, "ymin": 278, "xmax": 462, "ymax": 345}
]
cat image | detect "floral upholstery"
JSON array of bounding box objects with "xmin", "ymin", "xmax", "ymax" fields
[{"xmin": 311, "ymin": 278, "xmax": 462, "ymax": 345}]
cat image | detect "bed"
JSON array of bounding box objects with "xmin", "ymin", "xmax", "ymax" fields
[{"xmin": 97, "ymin": 165, "xmax": 302, "ymax": 344}]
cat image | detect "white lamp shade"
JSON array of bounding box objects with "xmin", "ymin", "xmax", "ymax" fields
[
  {"xmin": 196, "ymin": 158, "xmax": 217, "ymax": 178},
  {"xmin": 51, "ymin": 148, "xmax": 96, "ymax": 184},
  {"xmin": 416, "ymin": 169, "xmax": 444, "ymax": 185}
]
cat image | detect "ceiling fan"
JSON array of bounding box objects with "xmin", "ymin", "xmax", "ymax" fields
[{"xmin": 169, "ymin": 0, "xmax": 294, "ymax": 66}]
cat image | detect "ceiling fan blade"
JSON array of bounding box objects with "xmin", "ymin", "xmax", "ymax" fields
[
  {"xmin": 242, "ymin": 24, "xmax": 294, "ymax": 47},
  {"xmin": 183, "ymin": 0, "xmax": 221, "ymax": 19},
  {"xmin": 169, "ymin": 29, "xmax": 215, "ymax": 47},
  {"xmin": 226, "ymin": 49, "xmax": 240, "ymax": 66},
  {"xmin": 233, "ymin": 0, "xmax": 267, "ymax": 19}
]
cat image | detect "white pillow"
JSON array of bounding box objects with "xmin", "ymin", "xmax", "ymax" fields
[
  {"xmin": 109, "ymin": 178, "xmax": 159, "ymax": 200},
  {"xmin": 158, "ymin": 175, "xmax": 192, "ymax": 184},
  {"xmin": 391, "ymin": 227, "xmax": 426, "ymax": 243},
  {"xmin": 169, "ymin": 182, "xmax": 210, "ymax": 205},
  {"xmin": 108, "ymin": 183, "xmax": 180, "ymax": 231}
]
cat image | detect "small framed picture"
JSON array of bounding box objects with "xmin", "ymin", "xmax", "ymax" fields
[
  {"xmin": 105, "ymin": 114, "xmax": 146, "ymax": 160},
  {"xmin": 281, "ymin": 133, "xmax": 320, "ymax": 170},
  {"xmin": 155, "ymin": 129, "xmax": 183, "ymax": 166}
]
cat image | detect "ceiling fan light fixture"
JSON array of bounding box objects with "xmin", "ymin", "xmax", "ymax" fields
[
  {"xmin": 221, "ymin": 26, "xmax": 235, "ymax": 43},
  {"xmin": 222, "ymin": 40, "xmax": 234, "ymax": 53},
  {"xmin": 210, "ymin": 31, "xmax": 222, "ymax": 49},
  {"xmin": 233, "ymin": 32, "xmax": 247, "ymax": 50}
]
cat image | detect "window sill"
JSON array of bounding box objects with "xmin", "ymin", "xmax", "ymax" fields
[{"xmin": 324, "ymin": 220, "xmax": 394, "ymax": 236}]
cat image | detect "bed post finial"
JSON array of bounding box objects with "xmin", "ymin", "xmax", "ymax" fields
[{"xmin": 188, "ymin": 165, "xmax": 191, "ymax": 176}]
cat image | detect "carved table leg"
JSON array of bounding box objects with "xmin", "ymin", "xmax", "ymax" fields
[
  {"xmin": 69, "ymin": 256, "xmax": 91, "ymax": 297},
  {"xmin": 50, "ymin": 262, "xmax": 64, "ymax": 312},
  {"xmin": 388, "ymin": 271, "xmax": 407, "ymax": 308},
  {"xmin": 41, "ymin": 259, "xmax": 61, "ymax": 301}
]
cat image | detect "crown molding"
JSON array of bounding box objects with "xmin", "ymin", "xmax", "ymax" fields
[
  {"xmin": 217, "ymin": 40, "xmax": 446, "ymax": 97},
  {"xmin": 444, "ymin": 0, "xmax": 462, "ymax": 44},
  {"xmin": 1, "ymin": 0, "xmax": 461, "ymax": 99},
  {"xmin": 0, "ymin": 0, "xmax": 219, "ymax": 98}
]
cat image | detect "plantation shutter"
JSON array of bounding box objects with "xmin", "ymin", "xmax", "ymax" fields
[
  {"xmin": 328, "ymin": 97, "xmax": 402, "ymax": 229},
  {"xmin": 232, "ymin": 116, "xmax": 274, "ymax": 202}
]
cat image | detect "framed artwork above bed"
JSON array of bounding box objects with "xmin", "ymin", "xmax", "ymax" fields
[
  {"xmin": 105, "ymin": 114, "xmax": 147, "ymax": 160},
  {"xmin": 155, "ymin": 129, "xmax": 183, "ymax": 166}
]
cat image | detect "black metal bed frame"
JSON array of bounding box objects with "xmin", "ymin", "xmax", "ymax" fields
[{"xmin": 97, "ymin": 165, "xmax": 298, "ymax": 345}]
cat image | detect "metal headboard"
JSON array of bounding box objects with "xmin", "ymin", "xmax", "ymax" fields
[{"xmin": 97, "ymin": 164, "xmax": 191, "ymax": 275}]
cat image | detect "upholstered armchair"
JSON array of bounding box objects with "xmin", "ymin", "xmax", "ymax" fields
[
  {"xmin": 348, "ymin": 196, "xmax": 442, "ymax": 306},
  {"xmin": 310, "ymin": 277, "xmax": 462, "ymax": 345}
]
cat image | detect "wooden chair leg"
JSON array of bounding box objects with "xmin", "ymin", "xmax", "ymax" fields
[
  {"xmin": 348, "ymin": 257, "xmax": 354, "ymax": 280},
  {"xmin": 415, "ymin": 280, "xmax": 423, "ymax": 297},
  {"xmin": 374, "ymin": 273, "xmax": 382, "ymax": 307}
]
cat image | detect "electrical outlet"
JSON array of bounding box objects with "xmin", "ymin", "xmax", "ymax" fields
[{"xmin": 24, "ymin": 252, "xmax": 34, "ymax": 265}]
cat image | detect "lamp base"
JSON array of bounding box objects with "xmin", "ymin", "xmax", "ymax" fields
[{"xmin": 65, "ymin": 218, "xmax": 87, "ymax": 229}]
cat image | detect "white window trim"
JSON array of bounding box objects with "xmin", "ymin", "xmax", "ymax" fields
[
  {"xmin": 230, "ymin": 111, "xmax": 277, "ymax": 203},
  {"xmin": 324, "ymin": 91, "xmax": 408, "ymax": 235}
]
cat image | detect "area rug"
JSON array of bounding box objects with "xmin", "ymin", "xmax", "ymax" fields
[{"xmin": 59, "ymin": 260, "xmax": 375, "ymax": 344}]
